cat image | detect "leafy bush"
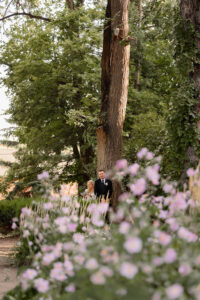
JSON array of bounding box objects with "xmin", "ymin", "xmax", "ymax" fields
[
  {"xmin": 0, "ymin": 197, "xmax": 42, "ymax": 229},
  {"xmin": 4, "ymin": 150, "xmax": 200, "ymax": 300}
]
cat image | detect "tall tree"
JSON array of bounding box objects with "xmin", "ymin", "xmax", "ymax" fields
[
  {"xmin": 97, "ymin": 0, "xmax": 130, "ymax": 204},
  {"xmin": 179, "ymin": 0, "xmax": 200, "ymax": 177}
]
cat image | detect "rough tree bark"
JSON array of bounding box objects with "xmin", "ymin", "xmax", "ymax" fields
[
  {"xmin": 180, "ymin": 0, "xmax": 200, "ymax": 180},
  {"xmin": 97, "ymin": 0, "xmax": 130, "ymax": 206}
]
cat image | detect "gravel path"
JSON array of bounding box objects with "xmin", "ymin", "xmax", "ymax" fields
[{"xmin": 0, "ymin": 237, "xmax": 20, "ymax": 299}]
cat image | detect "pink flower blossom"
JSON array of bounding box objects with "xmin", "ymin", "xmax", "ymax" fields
[
  {"xmin": 34, "ymin": 278, "xmax": 49, "ymax": 293},
  {"xmin": 37, "ymin": 171, "xmax": 49, "ymax": 180},
  {"xmin": 158, "ymin": 232, "xmax": 171, "ymax": 246},
  {"xmin": 50, "ymin": 268, "xmax": 67, "ymax": 281},
  {"xmin": 166, "ymin": 218, "xmax": 179, "ymax": 231},
  {"xmin": 159, "ymin": 210, "xmax": 168, "ymax": 219},
  {"xmin": 73, "ymin": 233, "xmax": 84, "ymax": 244},
  {"xmin": 118, "ymin": 192, "xmax": 131, "ymax": 202},
  {"xmin": 116, "ymin": 159, "xmax": 128, "ymax": 170},
  {"xmin": 21, "ymin": 207, "xmax": 32, "ymax": 216},
  {"xmin": 178, "ymin": 227, "xmax": 198, "ymax": 242},
  {"xmin": 23, "ymin": 230, "xmax": 30, "ymax": 238},
  {"xmin": 74, "ymin": 255, "xmax": 85, "ymax": 265},
  {"xmin": 146, "ymin": 166, "xmax": 160, "ymax": 185},
  {"xmin": 100, "ymin": 266, "xmax": 113, "ymax": 277},
  {"xmin": 152, "ymin": 257, "xmax": 163, "ymax": 266},
  {"xmin": 12, "ymin": 223, "xmax": 17, "ymax": 230},
  {"xmin": 124, "ymin": 237, "xmax": 143, "ymax": 254},
  {"xmin": 152, "ymin": 292, "xmax": 161, "ymax": 300},
  {"xmin": 85, "ymin": 258, "xmax": 99, "ymax": 270},
  {"xmin": 97, "ymin": 203, "xmax": 109, "ymax": 214},
  {"xmin": 43, "ymin": 202, "xmax": 53, "ymax": 210},
  {"xmin": 164, "ymin": 248, "xmax": 177, "ymax": 263},
  {"xmin": 166, "ymin": 284, "xmax": 183, "ymax": 299},
  {"xmin": 119, "ymin": 222, "xmax": 130, "ymax": 234},
  {"xmin": 128, "ymin": 163, "xmax": 139, "ymax": 176},
  {"xmin": 178, "ymin": 263, "xmax": 191, "ymax": 276},
  {"xmin": 58, "ymin": 225, "xmax": 67, "ymax": 234},
  {"xmin": 63, "ymin": 242, "xmax": 74, "ymax": 251},
  {"xmin": 146, "ymin": 152, "xmax": 154, "ymax": 160},
  {"xmin": 22, "ymin": 269, "xmax": 37, "ymax": 280},
  {"xmin": 65, "ymin": 284, "xmax": 75, "ymax": 293},
  {"xmin": 163, "ymin": 184, "xmax": 173, "ymax": 193},
  {"xmin": 120, "ymin": 262, "xmax": 138, "ymax": 279},
  {"xmin": 68, "ymin": 223, "xmax": 77, "ymax": 232},
  {"xmin": 61, "ymin": 195, "xmax": 71, "ymax": 202},
  {"xmin": 90, "ymin": 271, "xmax": 105, "ymax": 285},
  {"xmin": 42, "ymin": 253, "xmax": 56, "ymax": 266},
  {"xmin": 130, "ymin": 178, "xmax": 146, "ymax": 196},
  {"xmin": 137, "ymin": 148, "xmax": 148, "ymax": 159},
  {"xmin": 187, "ymin": 168, "xmax": 195, "ymax": 177},
  {"xmin": 64, "ymin": 259, "xmax": 74, "ymax": 272}
]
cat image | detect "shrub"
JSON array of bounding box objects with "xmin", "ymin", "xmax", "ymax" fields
[{"xmin": 0, "ymin": 197, "xmax": 42, "ymax": 229}]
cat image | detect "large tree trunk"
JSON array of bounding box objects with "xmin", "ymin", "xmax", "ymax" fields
[
  {"xmin": 180, "ymin": 0, "xmax": 200, "ymax": 180},
  {"xmin": 97, "ymin": 0, "xmax": 130, "ymax": 206}
]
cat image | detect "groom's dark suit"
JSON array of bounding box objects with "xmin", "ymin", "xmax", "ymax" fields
[{"xmin": 94, "ymin": 179, "xmax": 113, "ymax": 202}]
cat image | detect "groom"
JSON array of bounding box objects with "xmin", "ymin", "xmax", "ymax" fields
[{"xmin": 94, "ymin": 170, "xmax": 113, "ymax": 205}]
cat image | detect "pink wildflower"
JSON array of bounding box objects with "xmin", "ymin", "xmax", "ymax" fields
[
  {"xmin": 137, "ymin": 148, "xmax": 148, "ymax": 159},
  {"xmin": 34, "ymin": 278, "xmax": 49, "ymax": 293},
  {"xmin": 178, "ymin": 227, "xmax": 198, "ymax": 242},
  {"xmin": 128, "ymin": 163, "xmax": 139, "ymax": 176},
  {"xmin": 158, "ymin": 232, "xmax": 171, "ymax": 246},
  {"xmin": 37, "ymin": 171, "xmax": 49, "ymax": 180},
  {"xmin": 120, "ymin": 262, "xmax": 138, "ymax": 279},
  {"xmin": 179, "ymin": 263, "xmax": 191, "ymax": 276},
  {"xmin": 100, "ymin": 266, "xmax": 113, "ymax": 277},
  {"xmin": 65, "ymin": 284, "xmax": 75, "ymax": 293},
  {"xmin": 130, "ymin": 178, "xmax": 146, "ymax": 196},
  {"xmin": 119, "ymin": 222, "xmax": 130, "ymax": 234},
  {"xmin": 124, "ymin": 237, "xmax": 143, "ymax": 254},
  {"xmin": 73, "ymin": 233, "xmax": 84, "ymax": 244},
  {"xmin": 164, "ymin": 248, "xmax": 177, "ymax": 263},
  {"xmin": 116, "ymin": 159, "xmax": 128, "ymax": 170},
  {"xmin": 146, "ymin": 152, "xmax": 154, "ymax": 160},
  {"xmin": 90, "ymin": 271, "xmax": 105, "ymax": 285},
  {"xmin": 146, "ymin": 166, "xmax": 160, "ymax": 185},
  {"xmin": 85, "ymin": 258, "xmax": 99, "ymax": 270},
  {"xmin": 187, "ymin": 168, "xmax": 195, "ymax": 177},
  {"xmin": 22, "ymin": 269, "xmax": 37, "ymax": 280},
  {"xmin": 166, "ymin": 284, "xmax": 183, "ymax": 299}
]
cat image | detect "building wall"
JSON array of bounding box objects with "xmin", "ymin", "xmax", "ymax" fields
[{"xmin": 0, "ymin": 145, "xmax": 16, "ymax": 177}]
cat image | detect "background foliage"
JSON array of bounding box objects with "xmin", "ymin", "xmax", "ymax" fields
[{"xmin": 0, "ymin": 0, "xmax": 199, "ymax": 195}]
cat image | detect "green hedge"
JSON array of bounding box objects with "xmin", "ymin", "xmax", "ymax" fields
[{"xmin": 0, "ymin": 197, "xmax": 41, "ymax": 228}]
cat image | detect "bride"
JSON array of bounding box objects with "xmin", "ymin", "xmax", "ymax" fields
[{"xmin": 83, "ymin": 180, "xmax": 96, "ymax": 200}]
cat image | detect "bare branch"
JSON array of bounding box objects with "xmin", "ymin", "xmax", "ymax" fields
[{"xmin": 0, "ymin": 12, "xmax": 51, "ymax": 22}]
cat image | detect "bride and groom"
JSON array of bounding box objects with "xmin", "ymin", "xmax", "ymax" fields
[{"xmin": 83, "ymin": 170, "xmax": 113, "ymax": 204}]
